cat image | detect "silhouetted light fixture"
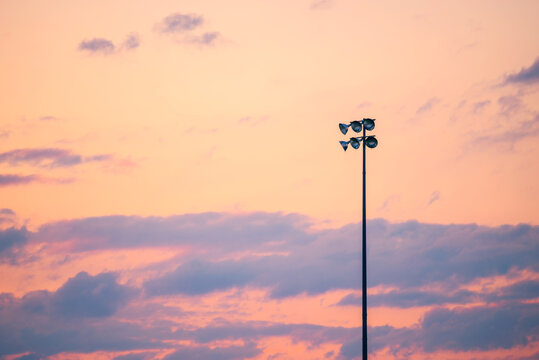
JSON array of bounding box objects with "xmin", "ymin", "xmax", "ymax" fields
[
  {"xmin": 339, "ymin": 123, "xmax": 350, "ymax": 135},
  {"xmin": 339, "ymin": 140, "xmax": 349, "ymax": 151},
  {"xmin": 365, "ymin": 136, "xmax": 378, "ymax": 149},
  {"xmin": 338, "ymin": 118, "xmax": 378, "ymax": 360}
]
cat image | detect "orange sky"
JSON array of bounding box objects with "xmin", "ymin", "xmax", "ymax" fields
[{"xmin": 1, "ymin": 0, "xmax": 538, "ymax": 229}]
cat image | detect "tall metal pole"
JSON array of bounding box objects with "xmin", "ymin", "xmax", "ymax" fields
[{"xmin": 362, "ymin": 125, "xmax": 368, "ymax": 360}]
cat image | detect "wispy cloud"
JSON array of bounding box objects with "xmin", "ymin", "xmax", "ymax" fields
[
  {"xmin": 78, "ymin": 33, "xmax": 140, "ymax": 55},
  {"xmin": 0, "ymin": 148, "xmax": 112, "ymax": 168},
  {"xmin": 187, "ymin": 32, "xmax": 220, "ymax": 45},
  {"xmin": 473, "ymin": 113, "xmax": 539, "ymax": 148},
  {"xmin": 427, "ymin": 191, "xmax": 440, "ymax": 206},
  {"xmin": 78, "ymin": 38, "xmax": 115, "ymax": 54},
  {"xmin": 156, "ymin": 13, "xmax": 220, "ymax": 46},
  {"xmin": 505, "ymin": 57, "xmax": 539, "ymax": 85},
  {"xmin": 156, "ymin": 13, "xmax": 203, "ymax": 34},
  {"xmin": 310, "ymin": 0, "xmax": 334, "ymax": 10},
  {"xmin": 0, "ymin": 174, "xmax": 41, "ymax": 186},
  {"xmin": 122, "ymin": 33, "xmax": 140, "ymax": 50},
  {"xmin": 416, "ymin": 97, "xmax": 440, "ymax": 115}
]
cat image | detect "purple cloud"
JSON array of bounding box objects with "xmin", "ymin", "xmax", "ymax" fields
[
  {"xmin": 0, "ymin": 174, "xmax": 41, "ymax": 186},
  {"xmin": 188, "ymin": 31, "xmax": 220, "ymax": 45},
  {"xmin": 157, "ymin": 13, "xmax": 203, "ymax": 33},
  {"xmin": 505, "ymin": 57, "xmax": 539, "ymax": 85},
  {"xmin": 0, "ymin": 148, "xmax": 112, "ymax": 168},
  {"xmin": 416, "ymin": 97, "xmax": 440, "ymax": 114},
  {"xmin": 78, "ymin": 38, "xmax": 115, "ymax": 54},
  {"xmin": 122, "ymin": 33, "xmax": 140, "ymax": 50}
]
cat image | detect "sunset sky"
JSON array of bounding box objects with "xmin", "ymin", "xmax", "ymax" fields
[{"xmin": 1, "ymin": 1, "xmax": 538, "ymax": 359}]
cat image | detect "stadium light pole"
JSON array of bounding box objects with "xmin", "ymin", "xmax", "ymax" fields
[{"xmin": 338, "ymin": 118, "xmax": 378, "ymax": 360}]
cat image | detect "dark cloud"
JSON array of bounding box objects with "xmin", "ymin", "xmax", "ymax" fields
[
  {"xmin": 78, "ymin": 38, "xmax": 115, "ymax": 54},
  {"xmin": 0, "ymin": 226, "xmax": 28, "ymax": 260},
  {"xmin": 505, "ymin": 57, "xmax": 539, "ymax": 85},
  {"xmin": 421, "ymin": 303, "xmax": 539, "ymax": 351},
  {"xmin": 0, "ymin": 272, "xmax": 148, "ymax": 357},
  {"xmin": 35, "ymin": 212, "xmax": 313, "ymax": 253},
  {"xmin": 33, "ymin": 214, "xmax": 539, "ymax": 300},
  {"xmin": 52, "ymin": 271, "xmax": 137, "ymax": 318},
  {"xmin": 122, "ymin": 33, "xmax": 140, "ymax": 50},
  {"xmin": 0, "ymin": 208, "xmax": 15, "ymax": 215},
  {"xmin": 144, "ymin": 259, "xmax": 254, "ymax": 296},
  {"xmin": 338, "ymin": 289, "xmax": 478, "ymax": 308},
  {"xmin": 0, "ymin": 148, "xmax": 112, "ymax": 168},
  {"xmin": 157, "ymin": 13, "xmax": 203, "ymax": 33}
]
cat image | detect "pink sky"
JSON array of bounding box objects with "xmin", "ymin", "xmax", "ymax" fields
[{"xmin": 1, "ymin": 1, "xmax": 538, "ymax": 359}]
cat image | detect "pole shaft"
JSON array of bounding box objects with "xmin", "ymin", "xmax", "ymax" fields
[{"xmin": 362, "ymin": 126, "xmax": 367, "ymax": 360}]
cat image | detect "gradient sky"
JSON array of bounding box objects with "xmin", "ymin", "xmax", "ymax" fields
[{"xmin": 1, "ymin": 1, "xmax": 538, "ymax": 359}]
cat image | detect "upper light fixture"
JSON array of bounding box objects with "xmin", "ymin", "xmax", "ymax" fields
[
  {"xmin": 363, "ymin": 118, "xmax": 375, "ymax": 131},
  {"xmin": 339, "ymin": 123, "xmax": 350, "ymax": 135}
]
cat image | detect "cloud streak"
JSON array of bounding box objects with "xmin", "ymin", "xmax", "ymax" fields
[
  {"xmin": 0, "ymin": 148, "xmax": 112, "ymax": 168},
  {"xmin": 505, "ymin": 57, "xmax": 539, "ymax": 85},
  {"xmin": 157, "ymin": 13, "xmax": 203, "ymax": 34}
]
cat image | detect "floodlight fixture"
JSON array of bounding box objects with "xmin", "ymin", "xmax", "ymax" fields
[
  {"xmin": 339, "ymin": 123, "xmax": 350, "ymax": 135},
  {"xmin": 339, "ymin": 140, "xmax": 349, "ymax": 151},
  {"xmin": 365, "ymin": 136, "xmax": 378, "ymax": 148},
  {"xmin": 350, "ymin": 121, "xmax": 362, "ymax": 133},
  {"xmin": 350, "ymin": 137, "xmax": 361, "ymax": 149},
  {"xmin": 363, "ymin": 118, "xmax": 375, "ymax": 131}
]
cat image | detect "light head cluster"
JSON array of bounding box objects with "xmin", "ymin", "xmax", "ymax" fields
[{"xmin": 338, "ymin": 118, "xmax": 378, "ymax": 151}]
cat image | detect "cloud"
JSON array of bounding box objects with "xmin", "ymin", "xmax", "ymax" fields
[
  {"xmin": 145, "ymin": 259, "xmax": 254, "ymax": 296},
  {"xmin": 0, "ymin": 174, "xmax": 41, "ymax": 186},
  {"xmin": 78, "ymin": 38, "xmax": 115, "ymax": 54},
  {"xmin": 31, "ymin": 214, "xmax": 539, "ymax": 300},
  {"xmin": 473, "ymin": 113, "xmax": 539, "ymax": 148},
  {"xmin": 0, "ymin": 272, "xmax": 149, "ymax": 357},
  {"xmin": 416, "ymin": 97, "xmax": 440, "ymax": 115},
  {"xmin": 0, "ymin": 148, "xmax": 112, "ymax": 168},
  {"xmin": 421, "ymin": 303, "xmax": 539, "ymax": 351},
  {"xmin": 505, "ymin": 57, "xmax": 539, "ymax": 85},
  {"xmin": 471, "ymin": 100, "xmax": 490, "ymax": 113},
  {"xmin": 163, "ymin": 342, "xmax": 261, "ymax": 360},
  {"xmin": 0, "ymin": 227, "xmax": 28, "ymax": 261},
  {"xmin": 39, "ymin": 115, "xmax": 60, "ymax": 121},
  {"xmin": 187, "ymin": 32, "xmax": 220, "ymax": 45},
  {"xmin": 157, "ymin": 13, "xmax": 204, "ymax": 33},
  {"xmin": 52, "ymin": 271, "xmax": 137, "ymax": 318},
  {"xmin": 426, "ymin": 191, "xmax": 440, "ymax": 206},
  {"xmin": 122, "ymin": 33, "xmax": 140, "ymax": 50},
  {"xmin": 78, "ymin": 33, "xmax": 141, "ymax": 54},
  {"xmin": 310, "ymin": 0, "xmax": 334, "ymax": 10},
  {"xmin": 2, "ymin": 213, "xmax": 538, "ymax": 358}
]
